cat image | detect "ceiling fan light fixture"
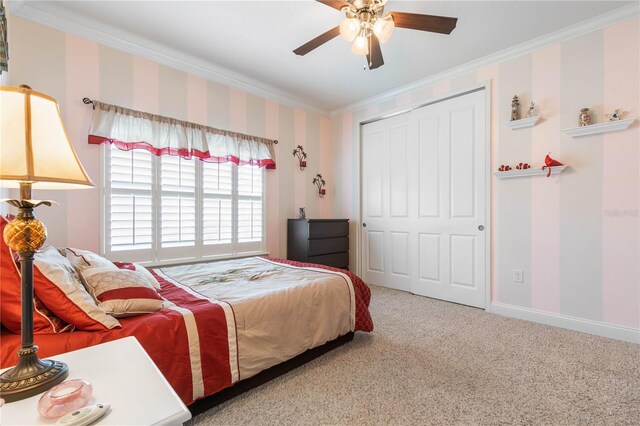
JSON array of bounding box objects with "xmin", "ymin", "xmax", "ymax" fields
[
  {"xmin": 373, "ymin": 15, "xmax": 394, "ymax": 44},
  {"xmin": 351, "ymin": 32, "xmax": 369, "ymax": 56},
  {"xmin": 294, "ymin": 0, "xmax": 458, "ymax": 70},
  {"xmin": 340, "ymin": 17, "xmax": 360, "ymax": 42}
]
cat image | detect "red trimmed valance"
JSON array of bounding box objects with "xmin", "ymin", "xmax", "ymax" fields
[{"xmin": 88, "ymin": 102, "xmax": 276, "ymax": 169}]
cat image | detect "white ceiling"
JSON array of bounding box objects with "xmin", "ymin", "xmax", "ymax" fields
[{"xmin": 13, "ymin": 1, "xmax": 635, "ymax": 113}]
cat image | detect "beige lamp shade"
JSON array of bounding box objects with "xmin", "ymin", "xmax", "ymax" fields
[{"xmin": 0, "ymin": 85, "xmax": 94, "ymax": 189}]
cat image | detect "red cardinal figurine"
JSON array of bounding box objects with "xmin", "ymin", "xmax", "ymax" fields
[{"xmin": 542, "ymin": 153, "xmax": 564, "ymax": 177}]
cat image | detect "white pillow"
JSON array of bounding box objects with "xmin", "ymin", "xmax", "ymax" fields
[
  {"xmin": 64, "ymin": 249, "xmax": 161, "ymax": 291},
  {"xmin": 64, "ymin": 247, "xmax": 117, "ymax": 273}
]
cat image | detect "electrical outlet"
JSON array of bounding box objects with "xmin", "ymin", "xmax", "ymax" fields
[{"xmin": 513, "ymin": 269, "xmax": 524, "ymax": 283}]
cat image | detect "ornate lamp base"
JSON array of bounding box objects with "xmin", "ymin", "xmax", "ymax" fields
[
  {"xmin": 0, "ymin": 346, "xmax": 69, "ymax": 402},
  {"xmin": 0, "ymin": 183, "xmax": 69, "ymax": 402}
]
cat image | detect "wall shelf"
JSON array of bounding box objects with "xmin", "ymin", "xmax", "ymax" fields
[
  {"xmin": 493, "ymin": 165, "xmax": 567, "ymax": 179},
  {"xmin": 505, "ymin": 116, "xmax": 541, "ymax": 129},
  {"xmin": 563, "ymin": 118, "xmax": 635, "ymax": 138}
]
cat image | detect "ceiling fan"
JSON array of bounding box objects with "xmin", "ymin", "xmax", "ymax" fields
[{"xmin": 293, "ymin": 0, "xmax": 458, "ymax": 70}]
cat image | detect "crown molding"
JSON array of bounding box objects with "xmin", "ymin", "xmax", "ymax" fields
[
  {"xmin": 10, "ymin": 1, "xmax": 639, "ymax": 118},
  {"xmin": 9, "ymin": 1, "xmax": 331, "ymax": 116},
  {"xmin": 329, "ymin": 2, "xmax": 640, "ymax": 116}
]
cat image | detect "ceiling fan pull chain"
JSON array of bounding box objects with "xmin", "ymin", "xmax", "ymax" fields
[{"xmin": 368, "ymin": 33, "xmax": 372, "ymax": 69}]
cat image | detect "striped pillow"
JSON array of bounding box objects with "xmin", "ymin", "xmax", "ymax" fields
[
  {"xmin": 113, "ymin": 262, "xmax": 162, "ymax": 291},
  {"xmin": 33, "ymin": 246, "xmax": 121, "ymax": 331},
  {"xmin": 80, "ymin": 267, "xmax": 165, "ymax": 318}
]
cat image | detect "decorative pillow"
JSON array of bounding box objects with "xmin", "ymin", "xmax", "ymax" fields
[
  {"xmin": 33, "ymin": 297, "xmax": 76, "ymax": 333},
  {"xmin": 0, "ymin": 216, "xmax": 73, "ymax": 334},
  {"xmin": 113, "ymin": 262, "xmax": 162, "ymax": 290},
  {"xmin": 64, "ymin": 248, "xmax": 117, "ymax": 273},
  {"xmin": 33, "ymin": 246, "xmax": 121, "ymax": 331},
  {"xmin": 80, "ymin": 267, "xmax": 165, "ymax": 318}
]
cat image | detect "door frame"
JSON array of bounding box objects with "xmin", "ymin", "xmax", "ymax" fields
[{"xmin": 356, "ymin": 81, "xmax": 493, "ymax": 311}]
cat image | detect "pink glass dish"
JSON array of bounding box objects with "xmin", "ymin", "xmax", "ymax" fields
[{"xmin": 37, "ymin": 379, "xmax": 93, "ymax": 419}]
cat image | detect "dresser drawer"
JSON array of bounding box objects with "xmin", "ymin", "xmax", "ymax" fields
[
  {"xmin": 308, "ymin": 237, "xmax": 348, "ymax": 256},
  {"xmin": 288, "ymin": 218, "xmax": 349, "ymax": 266},
  {"xmin": 308, "ymin": 221, "xmax": 349, "ymax": 239},
  {"xmin": 308, "ymin": 252, "xmax": 349, "ymax": 269}
]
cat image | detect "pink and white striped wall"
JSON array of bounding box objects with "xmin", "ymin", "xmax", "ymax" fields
[
  {"xmin": 330, "ymin": 18, "xmax": 640, "ymax": 335},
  {"xmin": 5, "ymin": 12, "xmax": 639, "ymax": 339},
  {"xmin": 7, "ymin": 15, "xmax": 333, "ymax": 261}
]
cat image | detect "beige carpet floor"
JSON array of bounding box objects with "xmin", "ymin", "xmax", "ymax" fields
[{"xmin": 190, "ymin": 285, "xmax": 640, "ymax": 425}]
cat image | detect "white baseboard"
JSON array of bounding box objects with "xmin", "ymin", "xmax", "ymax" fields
[{"xmin": 490, "ymin": 302, "xmax": 640, "ymax": 344}]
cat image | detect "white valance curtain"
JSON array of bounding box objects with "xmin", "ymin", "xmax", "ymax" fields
[{"xmin": 88, "ymin": 101, "xmax": 277, "ymax": 169}]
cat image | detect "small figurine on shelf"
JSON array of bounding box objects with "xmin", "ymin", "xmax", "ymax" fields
[
  {"xmin": 292, "ymin": 145, "xmax": 307, "ymax": 170},
  {"xmin": 312, "ymin": 173, "xmax": 326, "ymax": 198},
  {"xmin": 498, "ymin": 165, "xmax": 512, "ymax": 172},
  {"xmin": 606, "ymin": 109, "xmax": 628, "ymax": 121},
  {"xmin": 526, "ymin": 102, "xmax": 536, "ymax": 118},
  {"xmin": 579, "ymin": 108, "xmax": 592, "ymax": 127},
  {"xmin": 511, "ymin": 95, "xmax": 520, "ymax": 121},
  {"xmin": 542, "ymin": 153, "xmax": 564, "ymax": 177},
  {"xmin": 516, "ymin": 163, "xmax": 531, "ymax": 170},
  {"xmin": 299, "ymin": 207, "xmax": 306, "ymax": 219}
]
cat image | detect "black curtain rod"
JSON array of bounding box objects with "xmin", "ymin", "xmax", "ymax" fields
[
  {"xmin": 82, "ymin": 97, "xmax": 95, "ymax": 109},
  {"xmin": 81, "ymin": 97, "xmax": 278, "ymax": 144}
]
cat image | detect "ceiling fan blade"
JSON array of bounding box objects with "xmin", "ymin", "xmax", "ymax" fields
[
  {"xmin": 293, "ymin": 26, "xmax": 341, "ymax": 56},
  {"xmin": 316, "ymin": 0, "xmax": 350, "ymax": 11},
  {"xmin": 366, "ymin": 35, "xmax": 384, "ymax": 70},
  {"xmin": 391, "ymin": 12, "xmax": 458, "ymax": 35}
]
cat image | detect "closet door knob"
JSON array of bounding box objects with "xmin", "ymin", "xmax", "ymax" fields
[
  {"xmin": 478, "ymin": 225, "xmax": 485, "ymax": 231},
  {"xmin": 362, "ymin": 223, "xmax": 367, "ymax": 228}
]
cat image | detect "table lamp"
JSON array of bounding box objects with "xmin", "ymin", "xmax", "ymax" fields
[{"xmin": 0, "ymin": 85, "xmax": 94, "ymax": 402}]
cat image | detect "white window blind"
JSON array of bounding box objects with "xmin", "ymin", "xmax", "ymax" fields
[
  {"xmin": 203, "ymin": 162, "xmax": 233, "ymax": 245},
  {"xmin": 161, "ymin": 156, "xmax": 196, "ymax": 248},
  {"xmin": 103, "ymin": 145, "xmax": 265, "ymax": 263},
  {"xmin": 108, "ymin": 147, "xmax": 153, "ymax": 252},
  {"xmin": 238, "ymin": 165, "xmax": 263, "ymax": 243}
]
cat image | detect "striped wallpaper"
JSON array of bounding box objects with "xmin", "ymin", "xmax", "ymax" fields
[
  {"xmin": 7, "ymin": 15, "xmax": 332, "ymax": 261},
  {"xmin": 330, "ymin": 18, "xmax": 640, "ymax": 332},
  {"xmin": 5, "ymin": 13, "xmax": 639, "ymax": 337}
]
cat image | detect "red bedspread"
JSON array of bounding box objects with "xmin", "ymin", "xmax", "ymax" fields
[
  {"xmin": 1, "ymin": 269, "xmax": 234, "ymax": 404},
  {"xmin": 0, "ymin": 257, "xmax": 372, "ymax": 404}
]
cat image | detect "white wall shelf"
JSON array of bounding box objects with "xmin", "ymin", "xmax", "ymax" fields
[
  {"xmin": 563, "ymin": 118, "xmax": 635, "ymax": 138},
  {"xmin": 505, "ymin": 116, "xmax": 541, "ymax": 129},
  {"xmin": 493, "ymin": 165, "xmax": 567, "ymax": 179}
]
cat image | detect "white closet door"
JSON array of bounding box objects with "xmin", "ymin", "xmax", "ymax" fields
[
  {"xmin": 361, "ymin": 112, "xmax": 416, "ymax": 292},
  {"xmin": 361, "ymin": 90, "xmax": 486, "ymax": 308}
]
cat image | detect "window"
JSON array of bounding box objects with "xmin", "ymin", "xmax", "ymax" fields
[
  {"xmin": 237, "ymin": 166, "xmax": 263, "ymax": 243},
  {"xmin": 202, "ymin": 162, "xmax": 233, "ymax": 245},
  {"xmin": 103, "ymin": 145, "xmax": 265, "ymax": 264},
  {"xmin": 160, "ymin": 156, "xmax": 196, "ymax": 248}
]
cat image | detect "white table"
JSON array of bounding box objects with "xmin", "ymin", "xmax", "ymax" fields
[{"xmin": 0, "ymin": 337, "xmax": 191, "ymax": 426}]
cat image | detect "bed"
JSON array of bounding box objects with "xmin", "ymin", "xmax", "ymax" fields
[{"xmin": 0, "ymin": 256, "xmax": 373, "ymax": 407}]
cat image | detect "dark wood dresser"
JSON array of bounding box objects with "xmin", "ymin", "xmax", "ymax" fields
[{"xmin": 287, "ymin": 219, "xmax": 349, "ymax": 270}]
